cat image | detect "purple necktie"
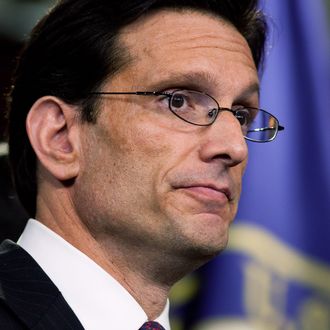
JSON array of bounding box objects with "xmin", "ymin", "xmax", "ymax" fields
[{"xmin": 139, "ymin": 321, "xmax": 165, "ymax": 330}]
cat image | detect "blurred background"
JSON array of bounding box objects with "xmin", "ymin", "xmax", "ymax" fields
[
  {"xmin": 0, "ymin": 0, "xmax": 55, "ymax": 242},
  {"xmin": 0, "ymin": 0, "xmax": 330, "ymax": 329}
]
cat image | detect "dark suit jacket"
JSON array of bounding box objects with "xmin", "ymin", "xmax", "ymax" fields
[{"xmin": 0, "ymin": 240, "xmax": 84, "ymax": 329}]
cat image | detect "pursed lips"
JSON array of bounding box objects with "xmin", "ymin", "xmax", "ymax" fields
[{"xmin": 173, "ymin": 182, "xmax": 233, "ymax": 204}]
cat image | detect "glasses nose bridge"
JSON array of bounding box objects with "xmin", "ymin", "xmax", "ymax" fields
[
  {"xmin": 205, "ymin": 106, "xmax": 242, "ymax": 139},
  {"xmin": 210, "ymin": 106, "xmax": 235, "ymax": 126},
  {"xmin": 219, "ymin": 106, "xmax": 235, "ymax": 115}
]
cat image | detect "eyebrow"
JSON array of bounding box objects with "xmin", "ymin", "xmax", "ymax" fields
[
  {"xmin": 148, "ymin": 71, "xmax": 260, "ymax": 100},
  {"xmin": 235, "ymin": 82, "xmax": 260, "ymax": 100},
  {"xmin": 149, "ymin": 71, "xmax": 219, "ymax": 92}
]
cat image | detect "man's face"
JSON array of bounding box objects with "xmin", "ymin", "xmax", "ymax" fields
[{"xmin": 75, "ymin": 10, "xmax": 258, "ymax": 262}]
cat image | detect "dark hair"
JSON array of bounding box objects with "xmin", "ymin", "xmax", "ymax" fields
[{"xmin": 7, "ymin": 0, "xmax": 267, "ymax": 216}]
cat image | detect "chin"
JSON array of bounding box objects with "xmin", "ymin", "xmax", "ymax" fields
[
  {"xmin": 173, "ymin": 241, "xmax": 228, "ymax": 276},
  {"xmin": 177, "ymin": 228, "xmax": 230, "ymax": 263},
  {"xmin": 164, "ymin": 205, "xmax": 234, "ymax": 262},
  {"xmin": 157, "ymin": 222, "xmax": 230, "ymax": 283},
  {"xmin": 198, "ymin": 235, "xmax": 229, "ymax": 258}
]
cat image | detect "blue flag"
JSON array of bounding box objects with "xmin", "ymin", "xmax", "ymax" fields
[{"xmin": 170, "ymin": 1, "xmax": 330, "ymax": 329}]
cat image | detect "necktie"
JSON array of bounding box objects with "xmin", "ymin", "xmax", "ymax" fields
[{"xmin": 139, "ymin": 321, "xmax": 165, "ymax": 330}]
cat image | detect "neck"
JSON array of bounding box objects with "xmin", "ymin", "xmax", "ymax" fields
[
  {"xmin": 36, "ymin": 198, "xmax": 172, "ymax": 319},
  {"xmin": 35, "ymin": 184, "xmax": 206, "ymax": 320}
]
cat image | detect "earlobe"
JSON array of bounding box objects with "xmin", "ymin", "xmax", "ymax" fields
[{"xmin": 26, "ymin": 96, "xmax": 80, "ymax": 181}]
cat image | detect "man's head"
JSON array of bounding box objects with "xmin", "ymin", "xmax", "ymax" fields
[
  {"xmin": 8, "ymin": 0, "xmax": 266, "ymax": 216},
  {"xmin": 8, "ymin": 0, "xmax": 267, "ymax": 274}
]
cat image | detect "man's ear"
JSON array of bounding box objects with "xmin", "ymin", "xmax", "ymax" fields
[{"xmin": 26, "ymin": 96, "xmax": 81, "ymax": 181}]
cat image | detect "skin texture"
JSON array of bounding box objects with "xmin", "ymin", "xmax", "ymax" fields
[{"xmin": 27, "ymin": 9, "xmax": 259, "ymax": 319}]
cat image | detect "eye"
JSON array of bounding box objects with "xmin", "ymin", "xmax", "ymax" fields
[
  {"xmin": 171, "ymin": 92, "xmax": 189, "ymax": 109},
  {"xmin": 234, "ymin": 108, "xmax": 252, "ymax": 127},
  {"xmin": 169, "ymin": 91, "xmax": 195, "ymax": 114},
  {"xmin": 208, "ymin": 108, "xmax": 218, "ymax": 119}
]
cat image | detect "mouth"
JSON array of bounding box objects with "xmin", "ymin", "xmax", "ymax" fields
[{"xmin": 173, "ymin": 183, "xmax": 233, "ymax": 205}]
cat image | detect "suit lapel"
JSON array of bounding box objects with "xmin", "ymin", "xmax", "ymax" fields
[{"xmin": 0, "ymin": 240, "xmax": 84, "ymax": 329}]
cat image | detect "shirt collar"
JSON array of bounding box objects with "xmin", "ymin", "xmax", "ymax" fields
[{"xmin": 18, "ymin": 219, "xmax": 170, "ymax": 330}]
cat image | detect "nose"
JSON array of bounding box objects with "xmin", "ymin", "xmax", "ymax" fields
[{"xmin": 198, "ymin": 110, "xmax": 248, "ymax": 167}]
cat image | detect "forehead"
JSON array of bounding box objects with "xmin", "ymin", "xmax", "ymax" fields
[{"xmin": 113, "ymin": 9, "xmax": 258, "ymax": 94}]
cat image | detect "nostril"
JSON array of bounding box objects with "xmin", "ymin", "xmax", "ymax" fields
[{"xmin": 212, "ymin": 152, "xmax": 231, "ymax": 162}]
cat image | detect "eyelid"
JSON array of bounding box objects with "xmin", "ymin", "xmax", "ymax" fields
[
  {"xmin": 158, "ymin": 89, "xmax": 176, "ymax": 96},
  {"xmin": 156, "ymin": 86, "xmax": 204, "ymax": 95},
  {"xmin": 231, "ymin": 104, "xmax": 246, "ymax": 111},
  {"xmin": 232, "ymin": 104, "xmax": 258, "ymax": 110}
]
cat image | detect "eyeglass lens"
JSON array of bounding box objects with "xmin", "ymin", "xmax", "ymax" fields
[{"xmin": 168, "ymin": 90, "xmax": 279, "ymax": 142}]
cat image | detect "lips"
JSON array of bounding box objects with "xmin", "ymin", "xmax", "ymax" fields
[{"xmin": 173, "ymin": 182, "xmax": 233, "ymax": 204}]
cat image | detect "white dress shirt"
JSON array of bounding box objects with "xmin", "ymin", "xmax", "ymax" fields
[{"xmin": 18, "ymin": 219, "xmax": 170, "ymax": 330}]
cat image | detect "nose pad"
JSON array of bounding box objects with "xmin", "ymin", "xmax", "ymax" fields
[{"xmin": 199, "ymin": 110, "xmax": 248, "ymax": 167}]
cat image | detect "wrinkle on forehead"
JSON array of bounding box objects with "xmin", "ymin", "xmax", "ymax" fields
[
  {"xmin": 121, "ymin": 9, "xmax": 254, "ymax": 65},
  {"xmin": 109, "ymin": 9, "xmax": 258, "ymax": 100}
]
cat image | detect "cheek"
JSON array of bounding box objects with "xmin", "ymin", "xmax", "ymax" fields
[
  {"xmin": 78, "ymin": 105, "xmax": 198, "ymax": 219},
  {"xmin": 89, "ymin": 113, "xmax": 185, "ymax": 203},
  {"xmin": 108, "ymin": 107, "xmax": 169, "ymax": 155},
  {"xmin": 107, "ymin": 108, "xmax": 194, "ymax": 176}
]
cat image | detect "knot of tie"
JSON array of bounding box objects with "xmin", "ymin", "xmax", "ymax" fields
[{"xmin": 139, "ymin": 321, "xmax": 165, "ymax": 330}]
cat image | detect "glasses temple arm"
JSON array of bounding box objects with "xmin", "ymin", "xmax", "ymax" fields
[{"xmin": 248, "ymin": 125, "xmax": 285, "ymax": 133}]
